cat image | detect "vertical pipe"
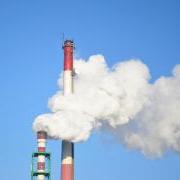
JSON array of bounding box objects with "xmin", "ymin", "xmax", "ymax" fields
[
  {"xmin": 37, "ymin": 131, "xmax": 47, "ymax": 180},
  {"xmin": 61, "ymin": 40, "xmax": 74, "ymax": 180}
]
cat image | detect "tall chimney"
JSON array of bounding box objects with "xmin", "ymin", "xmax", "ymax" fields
[
  {"xmin": 37, "ymin": 131, "xmax": 47, "ymax": 180},
  {"xmin": 61, "ymin": 40, "xmax": 74, "ymax": 180}
]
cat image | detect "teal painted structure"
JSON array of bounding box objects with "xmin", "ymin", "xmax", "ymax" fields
[{"xmin": 31, "ymin": 152, "xmax": 51, "ymax": 180}]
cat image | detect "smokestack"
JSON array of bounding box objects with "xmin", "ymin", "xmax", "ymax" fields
[
  {"xmin": 61, "ymin": 40, "xmax": 74, "ymax": 180},
  {"xmin": 37, "ymin": 131, "xmax": 47, "ymax": 180}
]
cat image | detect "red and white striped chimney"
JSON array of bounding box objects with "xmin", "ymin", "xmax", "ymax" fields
[
  {"xmin": 61, "ymin": 40, "xmax": 74, "ymax": 180},
  {"xmin": 37, "ymin": 131, "xmax": 47, "ymax": 180}
]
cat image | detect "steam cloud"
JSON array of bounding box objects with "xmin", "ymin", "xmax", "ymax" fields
[{"xmin": 33, "ymin": 55, "xmax": 180, "ymax": 157}]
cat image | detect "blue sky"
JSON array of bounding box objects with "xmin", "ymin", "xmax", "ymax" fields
[{"xmin": 0, "ymin": 0, "xmax": 180, "ymax": 179}]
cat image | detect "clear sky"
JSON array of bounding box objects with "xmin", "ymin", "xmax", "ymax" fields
[{"xmin": 0, "ymin": 0, "xmax": 180, "ymax": 179}]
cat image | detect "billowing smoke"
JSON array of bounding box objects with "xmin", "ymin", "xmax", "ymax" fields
[{"xmin": 33, "ymin": 55, "xmax": 180, "ymax": 157}]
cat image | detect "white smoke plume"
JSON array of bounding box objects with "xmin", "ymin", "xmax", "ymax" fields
[{"xmin": 33, "ymin": 55, "xmax": 180, "ymax": 157}]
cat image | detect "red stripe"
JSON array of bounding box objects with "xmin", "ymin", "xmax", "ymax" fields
[
  {"xmin": 38, "ymin": 162, "xmax": 45, "ymax": 170},
  {"xmin": 38, "ymin": 147, "xmax": 45, "ymax": 152},
  {"xmin": 61, "ymin": 164, "xmax": 74, "ymax": 180},
  {"xmin": 64, "ymin": 46, "xmax": 73, "ymax": 70}
]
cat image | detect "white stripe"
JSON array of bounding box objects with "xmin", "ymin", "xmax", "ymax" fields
[
  {"xmin": 62, "ymin": 156, "xmax": 74, "ymax": 164},
  {"xmin": 38, "ymin": 142, "xmax": 46, "ymax": 147},
  {"xmin": 38, "ymin": 139, "xmax": 46, "ymax": 143},
  {"xmin": 61, "ymin": 61, "xmax": 74, "ymax": 166},
  {"xmin": 37, "ymin": 175, "xmax": 45, "ymax": 180},
  {"xmin": 63, "ymin": 70, "xmax": 73, "ymax": 95},
  {"xmin": 38, "ymin": 155, "xmax": 45, "ymax": 162}
]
